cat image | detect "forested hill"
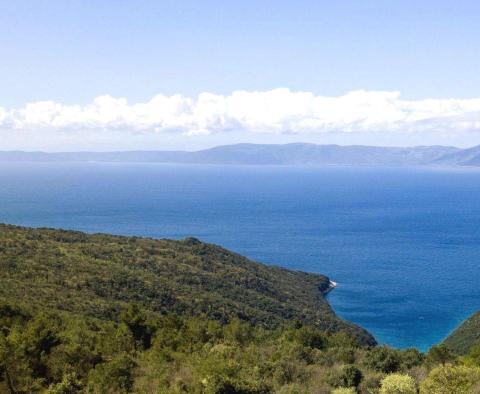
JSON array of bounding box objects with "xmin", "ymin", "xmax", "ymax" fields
[
  {"xmin": 444, "ymin": 311, "xmax": 480, "ymax": 354},
  {"xmin": 0, "ymin": 223, "xmax": 374, "ymax": 345},
  {"xmin": 4, "ymin": 224, "xmax": 480, "ymax": 393}
]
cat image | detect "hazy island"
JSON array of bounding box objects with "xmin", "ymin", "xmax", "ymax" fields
[{"xmin": 2, "ymin": 142, "xmax": 480, "ymax": 167}]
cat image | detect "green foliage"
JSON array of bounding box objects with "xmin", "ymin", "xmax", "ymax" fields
[
  {"xmin": 46, "ymin": 372, "xmax": 82, "ymax": 394},
  {"xmin": 364, "ymin": 346, "xmax": 401, "ymax": 373},
  {"xmin": 362, "ymin": 346, "xmax": 425, "ymax": 379},
  {"xmin": 341, "ymin": 364, "xmax": 363, "ymax": 388},
  {"xmin": 328, "ymin": 364, "xmax": 363, "ymax": 388},
  {"xmin": 0, "ymin": 299, "xmax": 477, "ymax": 393},
  {"xmin": 0, "ymin": 300, "xmax": 382, "ymax": 393},
  {"xmin": 379, "ymin": 373, "xmax": 417, "ymax": 394},
  {"xmin": 444, "ymin": 311, "xmax": 480, "ymax": 355},
  {"xmin": 0, "ymin": 224, "xmax": 374, "ymax": 345},
  {"xmin": 460, "ymin": 343, "xmax": 480, "ymax": 367},
  {"xmin": 358, "ymin": 370, "xmax": 385, "ymax": 393},
  {"xmin": 119, "ymin": 304, "xmax": 153, "ymax": 350},
  {"xmin": 399, "ymin": 348, "xmax": 425, "ymax": 370},
  {"xmin": 420, "ymin": 364, "xmax": 480, "ymax": 394},
  {"xmin": 224, "ymin": 318, "xmax": 254, "ymax": 346},
  {"xmin": 426, "ymin": 344, "xmax": 455, "ymax": 367},
  {"xmin": 275, "ymin": 384, "xmax": 309, "ymax": 394},
  {"xmin": 292, "ymin": 325, "xmax": 327, "ymax": 350},
  {"xmin": 331, "ymin": 388, "xmax": 356, "ymax": 394},
  {"xmin": 1, "ymin": 224, "xmax": 480, "ymax": 393},
  {"xmin": 87, "ymin": 354, "xmax": 135, "ymax": 394}
]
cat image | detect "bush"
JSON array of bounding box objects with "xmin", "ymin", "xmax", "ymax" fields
[
  {"xmin": 46, "ymin": 372, "xmax": 82, "ymax": 394},
  {"xmin": 461, "ymin": 344, "xmax": 480, "ymax": 367},
  {"xmin": 328, "ymin": 364, "xmax": 363, "ymax": 389},
  {"xmin": 420, "ymin": 364, "xmax": 480, "ymax": 394},
  {"xmin": 364, "ymin": 346, "xmax": 401, "ymax": 373},
  {"xmin": 119, "ymin": 304, "xmax": 153, "ymax": 350},
  {"xmin": 359, "ymin": 371, "xmax": 384, "ymax": 393},
  {"xmin": 275, "ymin": 383, "xmax": 309, "ymax": 394},
  {"xmin": 340, "ymin": 365, "xmax": 363, "ymax": 388},
  {"xmin": 399, "ymin": 348, "xmax": 425, "ymax": 370},
  {"xmin": 379, "ymin": 373, "xmax": 416, "ymax": 394},
  {"xmin": 331, "ymin": 388, "xmax": 356, "ymax": 394},
  {"xmin": 87, "ymin": 354, "xmax": 135, "ymax": 393},
  {"xmin": 202, "ymin": 375, "xmax": 271, "ymax": 394},
  {"xmin": 294, "ymin": 326, "xmax": 326, "ymax": 350}
]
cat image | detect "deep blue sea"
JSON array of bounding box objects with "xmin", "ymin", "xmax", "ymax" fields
[{"xmin": 1, "ymin": 162, "xmax": 480, "ymax": 351}]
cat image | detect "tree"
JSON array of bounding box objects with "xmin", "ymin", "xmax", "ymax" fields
[
  {"xmin": 119, "ymin": 304, "xmax": 152, "ymax": 350},
  {"xmin": 339, "ymin": 365, "xmax": 363, "ymax": 388},
  {"xmin": 87, "ymin": 354, "xmax": 135, "ymax": 394},
  {"xmin": 364, "ymin": 346, "xmax": 401, "ymax": 373},
  {"xmin": 328, "ymin": 364, "xmax": 363, "ymax": 389},
  {"xmin": 1, "ymin": 313, "xmax": 60, "ymax": 393},
  {"xmin": 294, "ymin": 326, "xmax": 326, "ymax": 350},
  {"xmin": 399, "ymin": 348, "xmax": 425, "ymax": 370},
  {"xmin": 426, "ymin": 344, "xmax": 454, "ymax": 367},
  {"xmin": 379, "ymin": 373, "xmax": 417, "ymax": 394}
]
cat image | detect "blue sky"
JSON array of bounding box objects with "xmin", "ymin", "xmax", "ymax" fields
[{"xmin": 1, "ymin": 1, "xmax": 480, "ymax": 150}]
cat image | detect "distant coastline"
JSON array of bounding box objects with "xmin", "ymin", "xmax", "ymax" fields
[{"xmin": 1, "ymin": 142, "xmax": 480, "ymax": 166}]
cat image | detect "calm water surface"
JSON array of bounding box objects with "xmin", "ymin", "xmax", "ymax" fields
[{"xmin": 1, "ymin": 162, "xmax": 480, "ymax": 351}]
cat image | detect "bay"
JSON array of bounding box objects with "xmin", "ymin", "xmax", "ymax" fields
[{"xmin": 1, "ymin": 162, "xmax": 480, "ymax": 350}]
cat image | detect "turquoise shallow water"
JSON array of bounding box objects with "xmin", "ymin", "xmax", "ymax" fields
[{"xmin": 1, "ymin": 162, "xmax": 480, "ymax": 351}]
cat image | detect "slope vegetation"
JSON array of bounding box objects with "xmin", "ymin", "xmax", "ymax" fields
[
  {"xmin": 444, "ymin": 311, "xmax": 480, "ymax": 354},
  {"xmin": 0, "ymin": 224, "xmax": 374, "ymax": 345}
]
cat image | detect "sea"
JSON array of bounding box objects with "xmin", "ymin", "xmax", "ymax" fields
[{"xmin": 1, "ymin": 161, "xmax": 480, "ymax": 351}]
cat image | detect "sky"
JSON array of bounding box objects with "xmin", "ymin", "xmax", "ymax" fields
[{"xmin": 1, "ymin": 0, "xmax": 480, "ymax": 151}]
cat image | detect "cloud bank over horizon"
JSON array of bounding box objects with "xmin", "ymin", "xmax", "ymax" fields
[
  {"xmin": 2, "ymin": 89, "xmax": 480, "ymax": 134},
  {"xmin": 2, "ymin": 89, "xmax": 480, "ymax": 150}
]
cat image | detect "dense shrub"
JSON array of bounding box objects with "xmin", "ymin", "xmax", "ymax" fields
[
  {"xmin": 331, "ymin": 388, "xmax": 356, "ymax": 394},
  {"xmin": 364, "ymin": 346, "xmax": 401, "ymax": 373},
  {"xmin": 379, "ymin": 373, "xmax": 417, "ymax": 394},
  {"xmin": 420, "ymin": 364, "xmax": 480, "ymax": 394},
  {"xmin": 328, "ymin": 364, "xmax": 363, "ymax": 388}
]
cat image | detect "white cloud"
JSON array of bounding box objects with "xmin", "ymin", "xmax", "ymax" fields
[{"xmin": 1, "ymin": 89, "xmax": 480, "ymax": 136}]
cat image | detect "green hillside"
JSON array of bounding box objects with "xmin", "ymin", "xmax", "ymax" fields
[
  {"xmin": 0, "ymin": 301, "xmax": 428, "ymax": 394},
  {"xmin": 444, "ymin": 311, "xmax": 480, "ymax": 355},
  {"xmin": 0, "ymin": 224, "xmax": 373, "ymax": 345},
  {"xmin": 3, "ymin": 224, "xmax": 480, "ymax": 392}
]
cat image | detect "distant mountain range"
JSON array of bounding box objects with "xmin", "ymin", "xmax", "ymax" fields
[{"xmin": 1, "ymin": 143, "xmax": 480, "ymax": 166}]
